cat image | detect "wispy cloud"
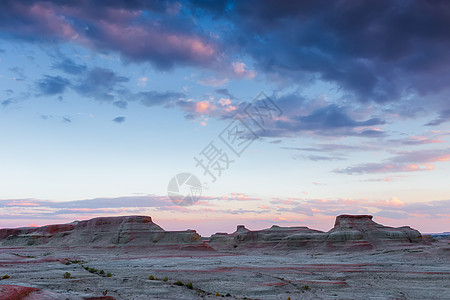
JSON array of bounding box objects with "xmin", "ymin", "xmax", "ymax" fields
[{"xmin": 335, "ymin": 149, "xmax": 450, "ymax": 175}]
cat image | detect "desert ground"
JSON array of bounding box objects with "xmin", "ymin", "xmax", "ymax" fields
[
  {"xmin": 0, "ymin": 215, "xmax": 449, "ymax": 299},
  {"xmin": 1, "ymin": 243, "xmax": 450, "ymax": 299}
]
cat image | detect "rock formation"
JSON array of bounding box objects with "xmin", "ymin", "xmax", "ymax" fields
[
  {"xmin": 0, "ymin": 215, "xmax": 427, "ymax": 251},
  {"xmin": 0, "ymin": 216, "xmax": 202, "ymax": 247},
  {"xmin": 209, "ymin": 225, "xmax": 325, "ymax": 250},
  {"xmin": 208, "ymin": 215, "xmax": 425, "ymax": 251}
]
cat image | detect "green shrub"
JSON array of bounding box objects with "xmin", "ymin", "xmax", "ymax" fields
[
  {"xmin": 1, "ymin": 275, "xmax": 10, "ymax": 280},
  {"xmin": 226, "ymin": 293, "xmax": 231, "ymax": 297},
  {"xmin": 106, "ymin": 272, "xmax": 112, "ymax": 277},
  {"xmin": 173, "ymin": 280, "xmax": 184, "ymax": 286},
  {"xmin": 99, "ymin": 270, "xmax": 105, "ymax": 275},
  {"xmin": 301, "ymin": 284, "xmax": 310, "ymax": 291},
  {"xmin": 149, "ymin": 275, "xmax": 155, "ymax": 280},
  {"xmin": 185, "ymin": 282, "xmax": 193, "ymax": 289},
  {"xmin": 88, "ymin": 267, "xmax": 96, "ymax": 273},
  {"xmin": 64, "ymin": 272, "xmax": 71, "ymax": 279},
  {"xmin": 163, "ymin": 277, "xmax": 168, "ymax": 282}
]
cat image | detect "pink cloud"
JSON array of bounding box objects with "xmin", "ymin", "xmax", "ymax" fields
[
  {"xmin": 1, "ymin": 1, "xmax": 220, "ymax": 69},
  {"xmin": 336, "ymin": 148, "xmax": 450, "ymax": 174},
  {"xmin": 195, "ymin": 100, "xmax": 214, "ymax": 113},
  {"xmin": 232, "ymin": 61, "xmax": 256, "ymax": 79},
  {"xmin": 6, "ymin": 201, "xmax": 40, "ymax": 206}
]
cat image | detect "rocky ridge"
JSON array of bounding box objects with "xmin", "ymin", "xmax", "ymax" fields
[{"xmin": 0, "ymin": 215, "xmax": 426, "ymax": 251}]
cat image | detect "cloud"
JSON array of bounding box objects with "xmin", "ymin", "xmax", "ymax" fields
[
  {"xmin": 222, "ymin": 0, "xmax": 450, "ymax": 104},
  {"xmin": 0, "ymin": 0, "xmax": 219, "ymax": 70},
  {"xmin": 197, "ymin": 77, "xmax": 229, "ymax": 87},
  {"xmin": 2, "ymin": 0, "xmax": 450, "ymax": 111},
  {"xmin": 137, "ymin": 77, "xmax": 148, "ymax": 87},
  {"xmin": 113, "ymin": 116, "xmax": 125, "ymax": 123},
  {"xmin": 259, "ymin": 99, "xmax": 386, "ymax": 137},
  {"xmin": 425, "ymin": 109, "xmax": 450, "ymax": 126},
  {"xmin": 232, "ymin": 61, "xmax": 256, "ymax": 79},
  {"xmin": 282, "ymin": 143, "xmax": 379, "ymax": 153},
  {"xmin": 176, "ymin": 97, "xmax": 237, "ymax": 120},
  {"xmin": 113, "ymin": 100, "xmax": 128, "ymax": 109},
  {"xmin": 74, "ymin": 67, "xmax": 129, "ymax": 102},
  {"xmin": 137, "ymin": 91, "xmax": 185, "ymax": 107},
  {"xmin": 53, "ymin": 58, "xmax": 87, "ymax": 75},
  {"xmin": 335, "ymin": 148, "xmax": 450, "ymax": 174},
  {"xmin": 215, "ymin": 88, "xmax": 236, "ymax": 100},
  {"xmin": 294, "ymin": 155, "xmax": 345, "ymax": 162},
  {"xmin": 37, "ymin": 75, "xmax": 70, "ymax": 95}
]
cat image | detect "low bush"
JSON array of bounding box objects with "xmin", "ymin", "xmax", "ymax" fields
[{"xmin": 173, "ymin": 280, "xmax": 184, "ymax": 286}]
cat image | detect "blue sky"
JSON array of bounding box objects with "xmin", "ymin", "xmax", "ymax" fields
[{"xmin": 0, "ymin": 0, "xmax": 449, "ymax": 235}]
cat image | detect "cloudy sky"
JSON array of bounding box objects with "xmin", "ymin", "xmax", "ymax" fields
[{"xmin": 0, "ymin": 0, "xmax": 449, "ymax": 235}]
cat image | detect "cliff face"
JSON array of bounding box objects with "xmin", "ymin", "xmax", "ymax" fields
[
  {"xmin": 209, "ymin": 215, "xmax": 425, "ymax": 251},
  {"xmin": 325, "ymin": 215, "xmax": 423, "ymax": 250},
  {"xmin": 0, "ymin": 215, "xmax": 425, "ymax": 251},
  {"xmin": 0, "ymin": 216, "xmax": 202, "ymax": 247}
]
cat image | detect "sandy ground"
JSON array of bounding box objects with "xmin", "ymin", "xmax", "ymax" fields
[{"xmin": 0, "ymin": 242, "xmax": 449, "ymax": 300}]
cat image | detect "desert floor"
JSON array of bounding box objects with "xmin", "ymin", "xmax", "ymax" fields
[{"xmin": 0, "ymin": 242, "xmax": 449, "ymax": 299}]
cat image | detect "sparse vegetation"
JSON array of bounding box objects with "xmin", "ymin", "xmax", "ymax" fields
[
  {"xmin": 65, "ymin": 259, "xmax": 85, "ymax": 265},
  {"xmin": 64, "ymin": 272, "xmax": 71, "ymax": 279},
  {"xmin": 301, "ymin": 284, "xmax": 310, "ymax": 291},
  {"xmin": 186, "ymin": 282, "xmax": 193, "ymax": 289},
  {"xmin": 149, "ymin": 275, "xmax": 155, "ymax": 280},
  {"xmin": 1, "ymin": 275, "xmax": 10, "ymax": 280},
  {"xmin": 163, "ymin": 276, "xmax": 168, "ymax": 282},
  {"xmin": 81, "ymin": 265, "xmax": 111, "ymax": 277},
  {"xmin": 174, "ymin": 280, "xmax": 184, "ymax": 286}
]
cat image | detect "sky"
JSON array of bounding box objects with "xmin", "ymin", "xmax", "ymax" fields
[{"xmin": 0, "ymin": 0, "xmax": 449, "ymax": 236}]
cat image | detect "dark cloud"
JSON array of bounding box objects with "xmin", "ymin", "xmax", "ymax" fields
[
  {"xmin": 113, "ymin": 100, "xmax": 128, "ymax": 109},
  {"xmin": 215, "ymin": 88, "xmax": 236, "ymax": 100},
  {"xmin": 293, "ymin": 155, "xmax": 345, "ymax": 162},
  {"xmin": 1, "ymin": 99, "xmax": 14, "ymax": 107},
  {"xmin": 297, "ymin": 105, "xmax": 385, "ymax": 129},
  {"xmin": 335, "ymin": 148, "xmax": 450, "ymax": 175},
  {"xmin": 282, "ymin": 143, "xmax": 378, "ymax": 153},
  {"xmin": 225, "ymin": 0, "xmax": 450, "ymax": 103},
  {"xmin": 9, "ymin": 67, "xmax": 27, "ymax": 81},
  {"xmin": 112, "ymin": 116, "xmax": 125, "ymax": 123},
  {"xmin": 0, "ymin": 0, "xmax": 219, "ymax": 70},
  {"xmin": 138, "ymin": 91, "xmax": 185, "ymax": 107},
  {"xmin": 74, "ymin": 67, "xmax": 128, "ymax": 101},
  {"xmin": 425, "ymin": 109, "xmax": 450, "ymax": 126},
  {"xmin": 1, "ymin": 0, "xmax": 450, "ymax": 107},
  {"xmin": 53, "ymin": 58, "xmax": 87, "ymax": 75},
  {"xmin": 261, "ymin": 103, "xmax": 386, "ymax": 137},
  {"xmin": 37, "ymin": 75, "xmax": 70, "ymax": 95}
]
